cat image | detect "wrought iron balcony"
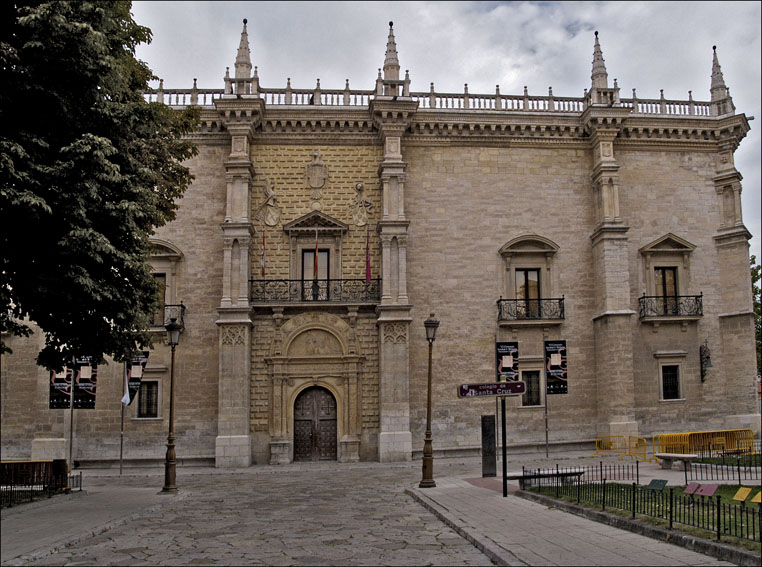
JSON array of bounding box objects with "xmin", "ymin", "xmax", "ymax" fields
[
  {"xmin": 250, "ymin": 278, "xmax": 381, "ymax": 304},
  {"xmin": 497, "ymin": 297, "xmax": 565, "ymax": 322},
  {"xmin": 638, "ymin": 294, "xmax": 703, "ymax": 318}
]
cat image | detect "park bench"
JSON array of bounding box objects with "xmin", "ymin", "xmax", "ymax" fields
[
  {"xmin": 654, "ymin": 452, "xmax": 698, "ymax": 470},
  {"xmin": 508, "ymin": 468, "xmax": 585, "ymax": 490}
]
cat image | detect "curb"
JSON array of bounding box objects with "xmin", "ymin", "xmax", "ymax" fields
[
  {"xmin": 514, "ymin": 489, "xmax": 759, "ymax": 567},
  {"xmin": 405, "ymin": 487, "xmax": 525, "ymax": 566},
  {"xmin": 1, "ymin": 489, "xmax": 87, "ymax": 518},
  {"xmin": 2, "ymin": 490, "xmax": 191, "ymax": 566}
]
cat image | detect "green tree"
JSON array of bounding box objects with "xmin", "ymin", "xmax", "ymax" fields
[
  {"xmin": 752, "ymin": 255, "xmax": 761, "ymax": 378},
  {"xmin": 0, "ymin": 1, "xmax": 199, "ymax": 369}
]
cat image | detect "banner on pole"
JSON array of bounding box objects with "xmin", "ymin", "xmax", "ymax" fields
[
  {"xmin": 123, "ymin": 351, "xmax": 149, "ymax": 406},
  {"xmin": 544, "ymin": 340, "xmax": 568, "ymax": 394},
  {"xmin": 73, "ymin": 356, "xmax": 98, "ymax": 409},
  {"xmin": 496, "ymin": 342, "xmax": 519, "ymax": 381},
  {"xmin": 49, "ymin": 367, "xmax": 73, "ymax": 409}
]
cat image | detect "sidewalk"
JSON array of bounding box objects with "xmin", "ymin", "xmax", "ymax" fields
[
  {"xmin": 1, "ymin": 453, "xmax": 754, "ymax": 566},
  {"xmin": 407, "ymin": 477, "xmax": 741, "ymax": 566}
]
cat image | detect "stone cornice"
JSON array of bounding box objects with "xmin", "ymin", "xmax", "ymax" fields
[{"xmin": 189, "ymin": 104, "xmax": 752, "ymax": 151}]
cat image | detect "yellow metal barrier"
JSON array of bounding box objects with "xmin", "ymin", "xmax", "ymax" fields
[
  {"xmin": 621, "ymin": 436, "xmax": 652, "ymax": 462},
  {"xmin": 654, "ymin": 429, "xmax": 755, "ymax": 456},
  {"xmin": 591, "ymin": 435, "xmax": 627, "ymax": 457}
]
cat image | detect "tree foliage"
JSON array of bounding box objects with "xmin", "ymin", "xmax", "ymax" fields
[
  {"xmin": 752, "ymin": 255, "xmax": 761, "ymax": 378},
  {"xmin": 0, "ymin": 1, "xmax": 199, "ymax": 369}
]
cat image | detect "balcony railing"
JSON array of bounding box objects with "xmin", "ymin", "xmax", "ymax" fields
[
  {"xmin": 638, "ymin": 294, "xmax": 703, "ymax": 318},
  {"xmin": 497, "ymin": 297, "xmax": 565, "ymax": 321},
  {"xmin": 250, "ymin": 279, "xmax": 381, "ymax": 303}
]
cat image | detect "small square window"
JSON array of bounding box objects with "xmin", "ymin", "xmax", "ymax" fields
[
  {"xmin": 661, "ymin": 365, "xmax": 681, "ymax": 400},
  {"xmin": 138, "ymin": 381, "xmax": 159, "ymax": 418}
]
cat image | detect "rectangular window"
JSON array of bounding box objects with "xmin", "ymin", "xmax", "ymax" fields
[
  {"xmin": 654, "ymin": 267, "xmax": 678, "ymax": 314},
  {"xmin": 138, "ymin": 381, "xmax": 159, "ymax": 418},
  {"xmin": 521, "ymin": 370, "xmax": 541, "ymax": 407},
  {"xmin": 301, "ymin": 249, "xmax": 329, "ymax": 300},
  {"xmin": 152, "ymin": 273, "xmax": 167, "ymax": 326},
  {"xmin": 516, "ymin": 269, "xmax": 540, "ymax": 318},
  {"xmin": 661, "ymin": 365, "xmax": 681, "ymax": 400}
]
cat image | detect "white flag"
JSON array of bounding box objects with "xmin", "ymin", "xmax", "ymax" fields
[{"xmin": 120, "ymin": 371, "xmax": 130, "ymax": 405}]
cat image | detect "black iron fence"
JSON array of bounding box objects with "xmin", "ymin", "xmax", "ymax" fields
[
  {"xmin": 250, "ymin": 278, "xmax": 381, "ymax": 303},
  {"xmin": 497, "ymin": 297, "xmax": 565, "ymax": 321},
  {"xmin": 530, "ymin": 477, "xmax": 761, "ymax": 543},
  {"xmin": 638, "ymin": 294, "xmax": 703, "ymax": 318},
  {"xmin": 520, "ymin": 461, "xmax": 639, "ymax": 489},
  {"xmin": 687, "ymin": 455, "xmax": 761, "ymax": 484},
  {"xmin": 0, "ymin": 460, "xmax": 75, "ymax": 508}
]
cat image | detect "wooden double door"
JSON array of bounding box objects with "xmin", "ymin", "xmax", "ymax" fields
[{"xmin": 294, "ymin": 386, "xmax": 337, "ymax": 461}]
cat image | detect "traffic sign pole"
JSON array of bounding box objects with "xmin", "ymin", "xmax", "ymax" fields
[{"xmin": 501, "ymin": 396, "xmax": 507, "ymax": 497}]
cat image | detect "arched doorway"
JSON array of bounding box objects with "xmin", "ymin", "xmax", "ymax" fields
[{"xmin": 293, "ymin": 386, "xmax": 337, "ymax": 461}]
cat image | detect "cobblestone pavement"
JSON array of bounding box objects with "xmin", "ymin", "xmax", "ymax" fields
[
  {"xmin": 12, "ymin": 460, "xmax": 492, "ymax": 566},
  {"xmin": 2, "ymin": 452, "xmax": 743, "ymax": 566}
]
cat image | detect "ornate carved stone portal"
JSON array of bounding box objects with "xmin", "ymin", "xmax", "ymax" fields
[{"xmin": 265, "ymin": 312, "xmax": 362, "ymax": 464}]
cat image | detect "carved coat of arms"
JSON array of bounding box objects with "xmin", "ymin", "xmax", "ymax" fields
[{"xmin": 305, "ymin": 151, "xmax": 328, "ymax": 201}]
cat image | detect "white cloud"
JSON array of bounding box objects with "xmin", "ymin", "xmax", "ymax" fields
[{"xmin": 132, "ymin": 0, "xmax": 761, "ymax": 259}]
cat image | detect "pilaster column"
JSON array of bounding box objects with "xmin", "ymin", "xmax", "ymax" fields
[
  {"xmin": 213, "ymin": 97, "xmax": 264, "ymax": 467},
  {"xmin": 584, "ymin": 108, "xmax": 638, "ymax": 437},
  {"xmin": 712, "ymin": 137, "xmax": 753, "ymax": 314},
  {"xmin": 370, "ymin": 97, "xmax": 417, "ymax": 462}
]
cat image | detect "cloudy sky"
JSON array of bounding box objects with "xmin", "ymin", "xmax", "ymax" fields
[{"xmin": 131, "ymin": 1, "xmax": 761, "ymax": 260}]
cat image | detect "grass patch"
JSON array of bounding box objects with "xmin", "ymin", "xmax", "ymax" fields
[
  {"xmin": 691, "ymin": 453, "xmax": 761, "ymax": 466},
  {"xmin": 528, "ymin": 482, "xmax": 761, "ymax": 554}
]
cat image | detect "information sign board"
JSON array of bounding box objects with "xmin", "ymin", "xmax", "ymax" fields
[
  {"xmin": 544, "ymin": 340, "xmax": 568, "ymax": 394},
  {"xmin": 496, "ymin": 342, "xmax": 519, "ymax": 381}
]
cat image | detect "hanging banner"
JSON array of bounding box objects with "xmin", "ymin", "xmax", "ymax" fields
[
  {"xmin": 126, "ymin": 351, "xmax": 150, "ymax": 406},
  {"xmin": 73, "ymin": 356, "xmax": 98, "ymax": 409},
  {"xmin": 496, "ymin": 342, "xmax": 519, "ymax": 381},
  {"xmin": 49, "ymin": 367, "xmax": 73, "ymax": 409},
  {"xmin": 545, "ymin": 340, "xmax": 568, "ymax": 394}
]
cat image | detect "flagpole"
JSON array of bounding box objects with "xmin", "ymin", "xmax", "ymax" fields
[{"xmin": 120, "ymin": 362, "xmax": 126, "ymax": 475}]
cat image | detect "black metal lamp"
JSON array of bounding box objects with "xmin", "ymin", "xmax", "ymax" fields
[
  {"xmin": 699, "ymin": 339, "xmax": 712, "ymax": 382},
  {"xmin": 420, "ymin": 313, "xmax": 439, "ymax": 488},
  {"xmin": 162, "ymin": 303, "xmax": 185, "ymax": 493}
]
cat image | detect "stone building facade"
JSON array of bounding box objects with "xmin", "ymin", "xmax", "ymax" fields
[{"xmin": 1, "ymin": 23, "xmax": 758, "ymax": 467}]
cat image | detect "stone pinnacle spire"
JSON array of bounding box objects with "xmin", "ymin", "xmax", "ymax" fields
[
  {"xmin": 591, "ymin": 31, "xmax": 608, "ymax": 90},
  {"xmin": 383, "ymin": 21, "xmax": 400, "ymax": 82},
  {"xmin": 235, "ymin": 18, "xmax": 252, "ymax": 79},
  {"xmin": 710, "ymin": 45, "xmax": 727, "ymax": 102}
]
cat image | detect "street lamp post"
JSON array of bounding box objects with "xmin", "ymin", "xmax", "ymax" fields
[
  {"xmin": 162, "ymin": 304, "xmax": 185, "ymax": 493},
  {"xmin": 419, "ymin": 313, "xmax": 439, "ymax": 489}
]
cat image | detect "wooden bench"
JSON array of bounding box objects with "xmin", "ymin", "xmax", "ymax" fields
[{"xmin": 654, "ymin": 452, "xmax": 698, "ymax": 470}]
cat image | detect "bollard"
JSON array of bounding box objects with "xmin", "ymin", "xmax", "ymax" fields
[{"xmin": 602, "ymin": 478, "xmax": 607, "ymax": 510}]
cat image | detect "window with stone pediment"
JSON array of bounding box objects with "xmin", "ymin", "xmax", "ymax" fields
[
  {"xmin": 148, "ymin": 239, "xmax": 183, "ymax": 327},
  {"xmin": 498, "ymin": 235, "xmax": 563, "ymax": 322},
  {"xmin": 638, "ymin": 234, "xmax": 702, "ymax": 320},
  {"xmin": 283, "ymin": 211, "xmax": 348, "ymax": 301},
  {"xmin": 639, "ymin": 233, "xmax": 695, "ymax": 297}
]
